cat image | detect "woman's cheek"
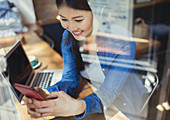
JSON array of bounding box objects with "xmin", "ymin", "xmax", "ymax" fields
[
  {"xmin": 82, "ymin": 21, "xmax": 92, "ymax": 31},
  {"xmin": 60, "ymin": 22, "xmax": 68, "ymax": 29}
]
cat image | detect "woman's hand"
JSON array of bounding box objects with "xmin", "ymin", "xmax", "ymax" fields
[
  {"xmin": 22, "ymin": 87, "xmax": 49, "ymax": 118},
  {"xmin": 23, "ymin": 90, "xmax": 86, "ymax": 118},
  {"xmin": 36, "ymin": 91, "xmax": 86, "ymax": 117}
]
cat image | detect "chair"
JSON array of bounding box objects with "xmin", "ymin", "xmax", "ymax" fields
[
  {"xmin": 140, "ymin": 71, "xmax": 159, "ymax": 112},
  {"xmin": 103, "ymin": 67, "xmax": 159, "ymax": 120},
  {"xmin": 122, "ymin": 70, "xmax": 159, "ymax": 120}
]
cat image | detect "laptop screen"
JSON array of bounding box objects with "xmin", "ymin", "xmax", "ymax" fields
[{"xmin": 4, "ymin": 41, "xmax": 33, "ymax": 102}]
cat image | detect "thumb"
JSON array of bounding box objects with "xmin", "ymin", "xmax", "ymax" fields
[{"xmin": 47, "ymin": 92, "xmax": 59, "ymax": 99}]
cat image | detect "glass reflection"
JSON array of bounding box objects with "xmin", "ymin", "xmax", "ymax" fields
[{"xmin": 78, "ymin": 0, "xmax": 161, "ymax": 119}]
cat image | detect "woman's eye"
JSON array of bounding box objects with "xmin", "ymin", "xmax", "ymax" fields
[
  {"xmin": 75, "ymin": 19, "xmax": 84, "ymax": 22},
  {"xmin": 61, "ymin": 19, "xmax": 68, "ymax": 21}
]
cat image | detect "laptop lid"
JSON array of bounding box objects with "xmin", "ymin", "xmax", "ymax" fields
[{"xmin": 3, "ymin": 41, "xmax": 34, "ymax": 102}]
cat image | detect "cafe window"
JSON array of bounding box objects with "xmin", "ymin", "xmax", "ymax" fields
[
  {"xmin": 81, "ymin": 0, "xmax": 170, "ymax": 119},
  {"xmin": 0, "ymin": 0, "xmax": 169, "ymax": 120}
]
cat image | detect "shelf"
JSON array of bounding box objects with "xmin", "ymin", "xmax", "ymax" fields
[{"xmin": 134, "ymin": 0, "xmax": 170, "ymax": 8}]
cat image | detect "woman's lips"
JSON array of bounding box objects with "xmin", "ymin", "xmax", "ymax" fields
[{"xmin": 72, "ymin": 31, "xmax": 83, "ymax": 36}]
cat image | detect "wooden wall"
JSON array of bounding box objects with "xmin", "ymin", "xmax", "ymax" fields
[{"xmin": 33, "ymin": 0, "xmax": 58, "ymax": 21}]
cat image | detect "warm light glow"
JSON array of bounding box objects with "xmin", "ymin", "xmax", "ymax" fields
[
  {"xmin": 0, "ymin": 48, "xmax": 5, "ymax": 55},
  {"xmin": 97, "ymin": 32, "xmax": 149, "ymax": 43},
  {"xmin": 162, "ymin": 101, "xmax": 170, "ymax": 111},
  {"xmin": 156, "ymin": 105, "xmax": 164, "ymax": 112},
  {"xmin": 110, "ymin": 111, "xmax": 129, "ymax": 120},
  {"xmin": 56, "ymin": 15, "xmax": 60, "ymax": 20}
]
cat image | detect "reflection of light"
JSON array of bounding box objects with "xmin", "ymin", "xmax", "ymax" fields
[
  {"xmin": 144, "ymin": 73, "xmax": 157, "ymax": 93},
  {"xmin": 82, "ymin": 44, "xmax": 129, "ymax": 55},
  {"xmin": 110, "ymin": 111, "xmax": 129, "ymax": 120},
  {"xmin": 156, "ymin": 101, "xmax": 170, "ymax": 112},
  {"xmin": 56, "ymin": 15, "xmax": 60, "ymax": 20},
  {"xmin": 162, "ymin": 101, "xmax": 170, "ymax": 111},
  {"xmin": 145, "ymin": 85, "xmax": 152, "ymax": 93},
  {"xmin": 81, "ymin": 54, "xmax": 157, "ymax": 72},
  {"xmin": 144, "ymin": 77, "xmax": 152, "ymax": 93},
  {"xmin": 0, "ymin": 48, "xmax": 5, "ymax": 55},
  {"xmin": 147, "ymin": 73, "xmax": 155, "ymax": 83},
  {"xmin": 97, "ymin": 32, "xmax": 149, "ymax": 43},
  {"xmin": 156, "ymin": 105, "xmax": 164, "ymax": 112},
  {"xmin": 145, "ymin": 79, "xmax": 151, "ymax": 86}
]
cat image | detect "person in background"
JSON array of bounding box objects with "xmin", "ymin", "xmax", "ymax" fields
[{"xmin": 23, "ymin": 0, "xmax": 143, "ymax": 119}]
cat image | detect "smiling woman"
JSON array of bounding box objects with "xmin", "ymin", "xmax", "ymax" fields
[
  {"xmin": 57, "ymin": 3, "xmax": 93, "ymax": 41},
  {"xmin": 23, "ymin": 0, "xmax": 141, "ymax": 119}
]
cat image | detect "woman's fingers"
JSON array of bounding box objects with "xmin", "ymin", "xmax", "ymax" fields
[
  {"xmin": 23, "ymin": 96, "xmax": 32, "ymax": 104},
  {"xmin": 34, "ymin": 87, "xmax": 49, "ymax": 99},
  {"xmin": 24, "ymin": 91, "xmax": 84, "ymax": 117},
  {"xmin": 24, "ymin": 98, "xmax": 52, "ymax": 109},
  {"xmin": 26, "ymin": 103, "xmax": 36, "ymax": 108},
  {"xmin": 27, "ymin": 107, "xmax": 41, "ymax": 118},
  {"xmin": 32, "ymin": 98, "xmax": 57, "ymax": 108},
  {"xmin": 41, "ymin": 113, "xmax": 53, "ymax": 117},
  {"xmin": 47, "ymin": 92, "xmax": 59, "ymax": 99},
  {"xmin": 35, "ymin": 107, "xmax": 54, "ymax": 114}
]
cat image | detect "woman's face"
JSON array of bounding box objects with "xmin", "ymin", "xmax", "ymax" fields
[{"xmin": 58, "ymin": 5, "xmax": 93, "ymax": 41}]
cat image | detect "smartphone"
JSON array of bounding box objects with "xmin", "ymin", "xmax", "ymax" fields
[{"xmin": 14, "ymin": 83, "xmax": 46, "ymax": 101}]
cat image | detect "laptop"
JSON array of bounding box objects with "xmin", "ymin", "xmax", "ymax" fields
[{"xmin": 2, "ymin": 40, "xmax": 63, "ymax": 103}]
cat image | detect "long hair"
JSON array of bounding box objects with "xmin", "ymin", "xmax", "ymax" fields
[
  {"xmin": 56, "ymin": 0, "xmax": 91, "ymax": 72},
  {"xmin": 56, "ymin": 0, "xmax": 91, "ymax": 11}
]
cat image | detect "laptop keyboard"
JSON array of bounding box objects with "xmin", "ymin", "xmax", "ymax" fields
[{"xmin": 32, "ymin": 72, "xmax": 54, "ymax": 88}]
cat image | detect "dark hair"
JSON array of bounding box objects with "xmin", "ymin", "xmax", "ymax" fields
[
  {"xmin": 56, "ymin": 0, "xmax": 91, "ymax": 11},
  {"xmin": 56, "ymin": 0, "xmax": 91, "ymax": 72}
]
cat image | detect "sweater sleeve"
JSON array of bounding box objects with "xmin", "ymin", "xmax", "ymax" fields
[{"xmin": 74, "ymin": 93, "xmax": 103, "ymax": 119}]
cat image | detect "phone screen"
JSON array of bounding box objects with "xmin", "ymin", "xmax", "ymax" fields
[{"xmin": 14, "ymin": 83, "xmax": 46, "ymax": 101}]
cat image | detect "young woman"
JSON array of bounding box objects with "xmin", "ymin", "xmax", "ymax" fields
[{"xmin": 23, "ymin": 0, "xmax": 142, "ymax": 119}]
